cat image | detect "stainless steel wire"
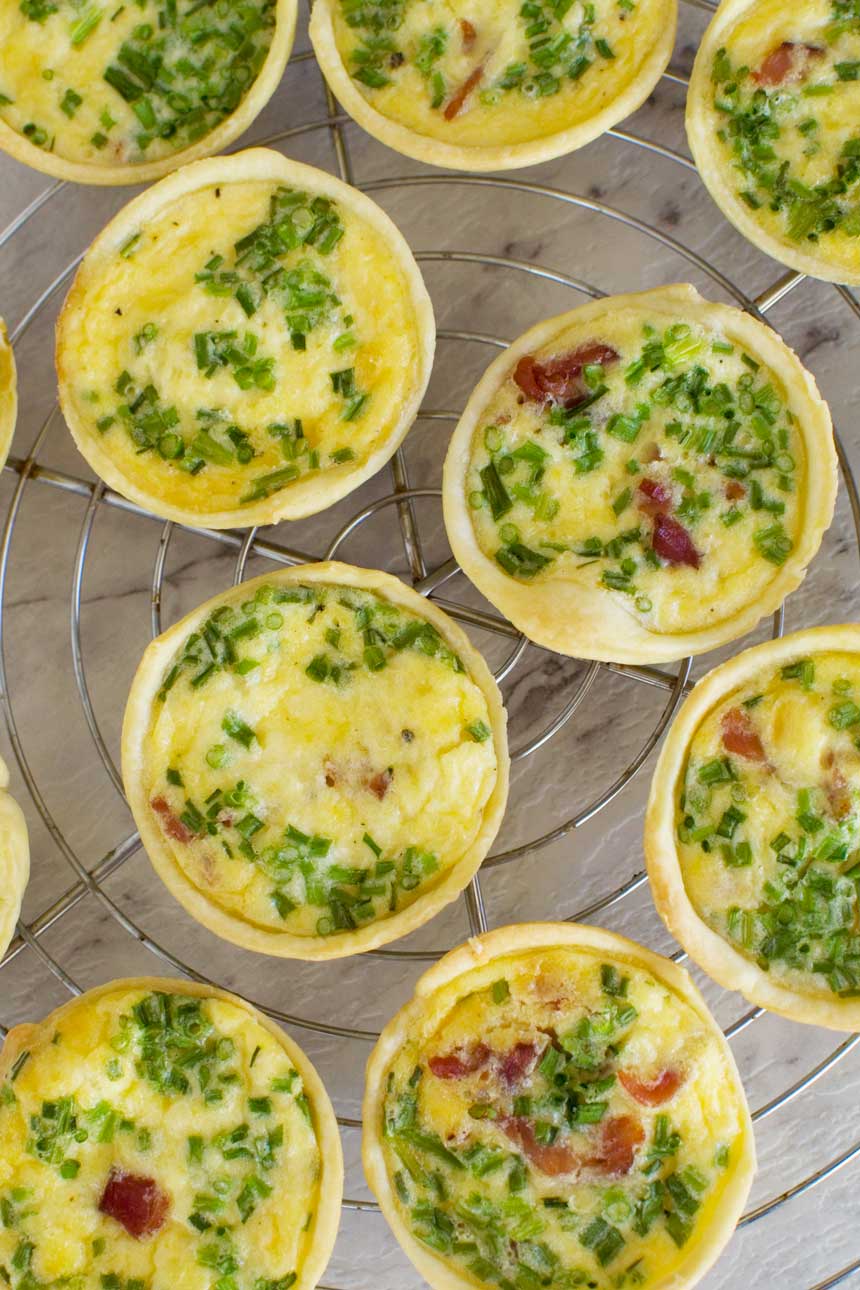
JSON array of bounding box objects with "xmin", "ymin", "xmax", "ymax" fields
[{"xmin": 0, "ymin": 2, "xmax": 857, "ymax": 1283}]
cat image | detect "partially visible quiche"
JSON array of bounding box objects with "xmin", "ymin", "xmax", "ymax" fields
[
  {"xmin": 364, "ymin": 922, "xmax": 755, "ymax": 1290},
  {"xmin": 0, "ymin": 978, "xmax": 343, "ymax": 1289}
]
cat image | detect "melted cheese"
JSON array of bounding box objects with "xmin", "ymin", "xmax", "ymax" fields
[
  {"xmin": 140, "ymin": 580, "xmax": 498, "ymax": 941},
  {"xmin": 330, "ymin": 0, "xmax": 668, "ymax": 148},
  {"xmin": 678, "ymin": 649, "xmax": 860, "ymax": 1000},
  {"xmin": 58, "ymin": 177, "xmax": 422, "ymax": 519},
  {"xmin": 705, "ymin": 0, "xmax": 860, "ymax": 277},
  {"xmin": 379, "ymin": 946, "xmax": 748, "ymax": 1289},
  {"xmin": 0, "ymin": 0, "xmax": 275, "ymax": 169},
  {"xmin": 0, "ymin": 986, "xmax": 321, "ymax": 1288},
  {"xmin": 465, "ymin": 305, "xmax": 805, "ymax": 636}
]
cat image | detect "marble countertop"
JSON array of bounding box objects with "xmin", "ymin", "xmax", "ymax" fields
[{"xmin": 0, "ymin": 1, "xmax": 859, "ymax": 1286}]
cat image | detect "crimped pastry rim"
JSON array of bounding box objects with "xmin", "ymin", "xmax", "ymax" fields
[
  {"xmin": 55, "ymin": 147, "xmax": 435, "ymax": 528},
  {"xmin": 0, "ymin": 0, "xmax": 297, "ymax": 186},
  {"xmin": 362, "ymin": 920, "xmax": 757, "ymax": 1290},
  {"xmin": 0, "ymin": 974, "xmax": 344, "ymax": 1290},
  {"xmin": 121, "ymin": 561, "xmax": 509, "ymax": 960},
  {"xmin": 646, "ymin": 623, "xmax": 860, "ymax": 1031},
  {"xmin": 309, "ymin": 0, "xmax": 677, "ymax": 172},
  {"xmin": 442, "ymin": 283, "xmax": 838, "ymax": 664}
]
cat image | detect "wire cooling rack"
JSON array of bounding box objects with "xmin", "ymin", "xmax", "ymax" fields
[{"xmin": 0, "ymin": 1, "xmax": 859, "ymax": 1286}]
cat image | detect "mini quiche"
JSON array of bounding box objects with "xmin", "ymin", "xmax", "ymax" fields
[
  {"xmin": 363, "ymin": 922, "xmax": 755, "ymax": 1290},
  {"xmin": 0, "ymin": 319, "xmax": 17, "ymax": 471},
  {"xmin": 443, "ymin": 284, "xmax": 837, "ymax": 665},
  {"xmin": 310, "ymin": 0, "xmax": 676, "ymax": 171},
  {"xmin": 687, "ymin": 0, "xmax": 860, "ymax": 284},
  {"xmin": 56, "ymin": 148, "xmax": 434, "ymax": 529},
  {"xmin": 122, "ymin": 562, "xmax": 508, "ymax": 960},
  {"xmin": 647, "ymin": 624, "xmax": 860, "ymax": 1030},
  {"xmin": 0, "ymin": 754, "xmax": 29, "ymax": 962},
  {"xmin": 0, "ymin": 0, "xmax": 296, "ymax": 185},
  {"xmin": 0, "ymin": 977, "xmax": 342, "ymax": 1290}
]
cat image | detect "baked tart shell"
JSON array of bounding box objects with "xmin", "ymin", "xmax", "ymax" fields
[
  {"xmin": 121, "ymin": 561, "xmax": 509, "ymax": 960},
  {"xmin": 646, "ymin": 623, "xmax": 860, "ymax": 1030},
  {"xmin": 55, "ymin": 148, "xmax": 435, "ymax": 528},
  {"xmin": 0, "ymin": 0, "xmax": 297, "ymax": 186},
  {"xmin": 442, "ymin": 283, "xmax": 837, "ymax": 664},
  {"xmin": 362, "ymin": 920, "xmax": 756, "ymax": 1290},
  {"xmin": 309, "ymin": 0, "xmax": 677, "ymax": 172}
]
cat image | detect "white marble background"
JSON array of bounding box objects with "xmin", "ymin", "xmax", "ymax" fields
[{"xmin": 0, "ymin": 0, "xmax": 859, "ymax": 1286}]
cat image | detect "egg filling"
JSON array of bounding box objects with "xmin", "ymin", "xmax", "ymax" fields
[
  {"xmin": 142, "ymin": 580, "xmax": 498, "ymax": 941},
  {"xmin": 464, "ymin": 309, "xmax": 804, "ymax": 636},
  {"xmin": 377, "ymin": 947, "xmax": 747, "ymax": 1289},
  {"xmin": 59, "ymin": 178, "xmax": 421, "ymax": 518},
  {"xmin": 708, "ymin": 0, "xmax": 860, "ymax": 253},
  {"xmin": 330, "ymin": 0, "xmax": 668, "ymax": 148},
  {"xmin": 0, "ymin": 987, "xmax": 321, "ymax": 1288},
  {"xmin": 677, "ymin": 649, "xmax": 860, "ymax": 999},
  {"xmin": 0, "ymin": 0, "xmax": 276, "ymax": 167}
]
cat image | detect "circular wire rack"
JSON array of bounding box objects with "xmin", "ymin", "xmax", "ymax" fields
[{"xmin": 0, "ymin": 1, "xmax": 859, "ymax": 1285}]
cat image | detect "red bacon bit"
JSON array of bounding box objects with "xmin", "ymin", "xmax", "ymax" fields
[
  {"xmin": 444, "ymin": 65, "xmax": 484, "ymax": 120},
  {"xmin": 99, "ymin": 1168, "xmax": 170, "ymax": 1239},
  {"xmin": 824, "ymin": 758, "xmax": 852, "ymax": 821},
  {"xmin": 500, "ymin": 1117, "xmax": 579, "ymax": 1176},
  {"xmin": 618, "ymin": 1068, "xmax": 683, "ymax": 1107},
  {"xmin": 150, "ymin": 796, "xmax": 194, "ymax": 844},
  {"xmin": 725, "ymin": 480, "xmax": 746, "ymax": 501},
  {"xmin": 513, "ymin": 343, "xmax": 619, "ymax": 408},
  {"xmin": 366, "ymin": 768, "xmax": 393, "ymax": 800},
  {"xmin": 498, "ymin": 1042, "xmax": 539, "ymax": 1087},
  {"xmin": 428, "ymin": 1043, "xmax": 491, "ymax": 1080},
  {"xmin": 721, "ymin": 707, "xmax": 766, "ymax": 762},
  {"xmin": 753, "ymin": 42, "xmax": 824, "ymax": 88},
  {"xmin": 652, "ymin": 513, "xmax": 700, "ymax": 568},
  {"xmin": 637, "ymin": 477, "xmax": 672, "ymax": 515},
  {"xmin": 584, "ymin": 1114, "xmax": 645, "ymax": 1176},
  {"xmin": 460, "ymin": 18, "xmax": 477, "ymax": 49}
]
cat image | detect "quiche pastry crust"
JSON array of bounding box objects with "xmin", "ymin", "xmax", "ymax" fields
[
  {"xmin": 0, "ymin": 320, "xmax": 16, "ymax": 472},
  {"xmin": 646, "ymin": 624, "xmax": 860, "ymax": 1030},
  {"xmin": 309, "ymin": 0, "xmax": 676, "ymax": 172},
  {"xmin": 363, "ymin": 921, "xmax": 755, "ymax": 1290},
  {"xmin": 443, "ymin": 284, "xmax": 837, "ymax": 664},
  {"xmin": 686, "ymin": 0, "xmax": 860, "ymax": 285},
  {"xmin": 122, "ymin": 562, "xmax": 509, "ymax": 960},
  {"xmin": 0, "ymin": 753, "xmax": 29, "ymax": 963},
  {"xmin": 0, "ymin": 0, "xmax": 296, "ymax": 185},
  {"xmin": 0, "ymin": 976, "xmax": 343, "ymax": 1290},
  {"xmin": 55, "ymin": 148, "xmax": 434, "ymax": 529}
]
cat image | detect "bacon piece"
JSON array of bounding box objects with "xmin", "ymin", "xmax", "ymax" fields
[
  {"xmin": 323, "ymin": 759, "xmax": 340, "ymax": 788},
  {"xmin": 824, "ymin": 757, "xmax": 852, "ymax": 821},
  {"xmin": 721, "ymin": 707, "xmax": 766, "ymax": 763},
  {"xmin": 150, "ymin": 796, "xmax": 194, "ymax": 844},
  {"xmin": 513, "ymin": 343, "xmax": 619, "ymax": 408},
  {"xmin": 652, "ymin": 514, "xmax": 700, "ymax": 568},
  {"xmin": 500, "ymin": 1117, "xmax": 579, "ymax": 1176},
  {"xmin": 498, "ymin": 1042, "xmax": 539, "ymax": 1087},
  {"xmin": 366, "ymin": 769, "xmax": 393, "ymax": 800},
  {"xmin": 619, "ymin": 1068, "xmax": 683, "ymax": 1107},
  {"xmin": 753, "ymin": 42, "xmax": 824, "ymax": 88},
  {"xmin": 428, "ymin": 1043, "xmax": 491, "ymax": 1080},
  {"xmin": 99, "ymin": 1168, "xmax": 170, "ymax": 1239},
  {"xmin": 460, "ymin": 18, "xmax": 477, "ymax": 49},
  {"xmin": 725, "ymin": 480, "xmax": 746, "ymax": 501},
  {"xmin": 584, "ymin": 1114, "xmax": 645, "ymax": 1176},
  {"xmin": 637, "ymin": 477, "xmax": 672, "ymax": 515},
  {"xmin": 444, "ymin": 65, "xmax": 484, "ymax": 120}
]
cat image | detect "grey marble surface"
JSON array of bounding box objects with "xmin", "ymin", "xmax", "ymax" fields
[{"xmin": 0, "ymin": 1, "xmax": 859, "ymax": 1287}]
